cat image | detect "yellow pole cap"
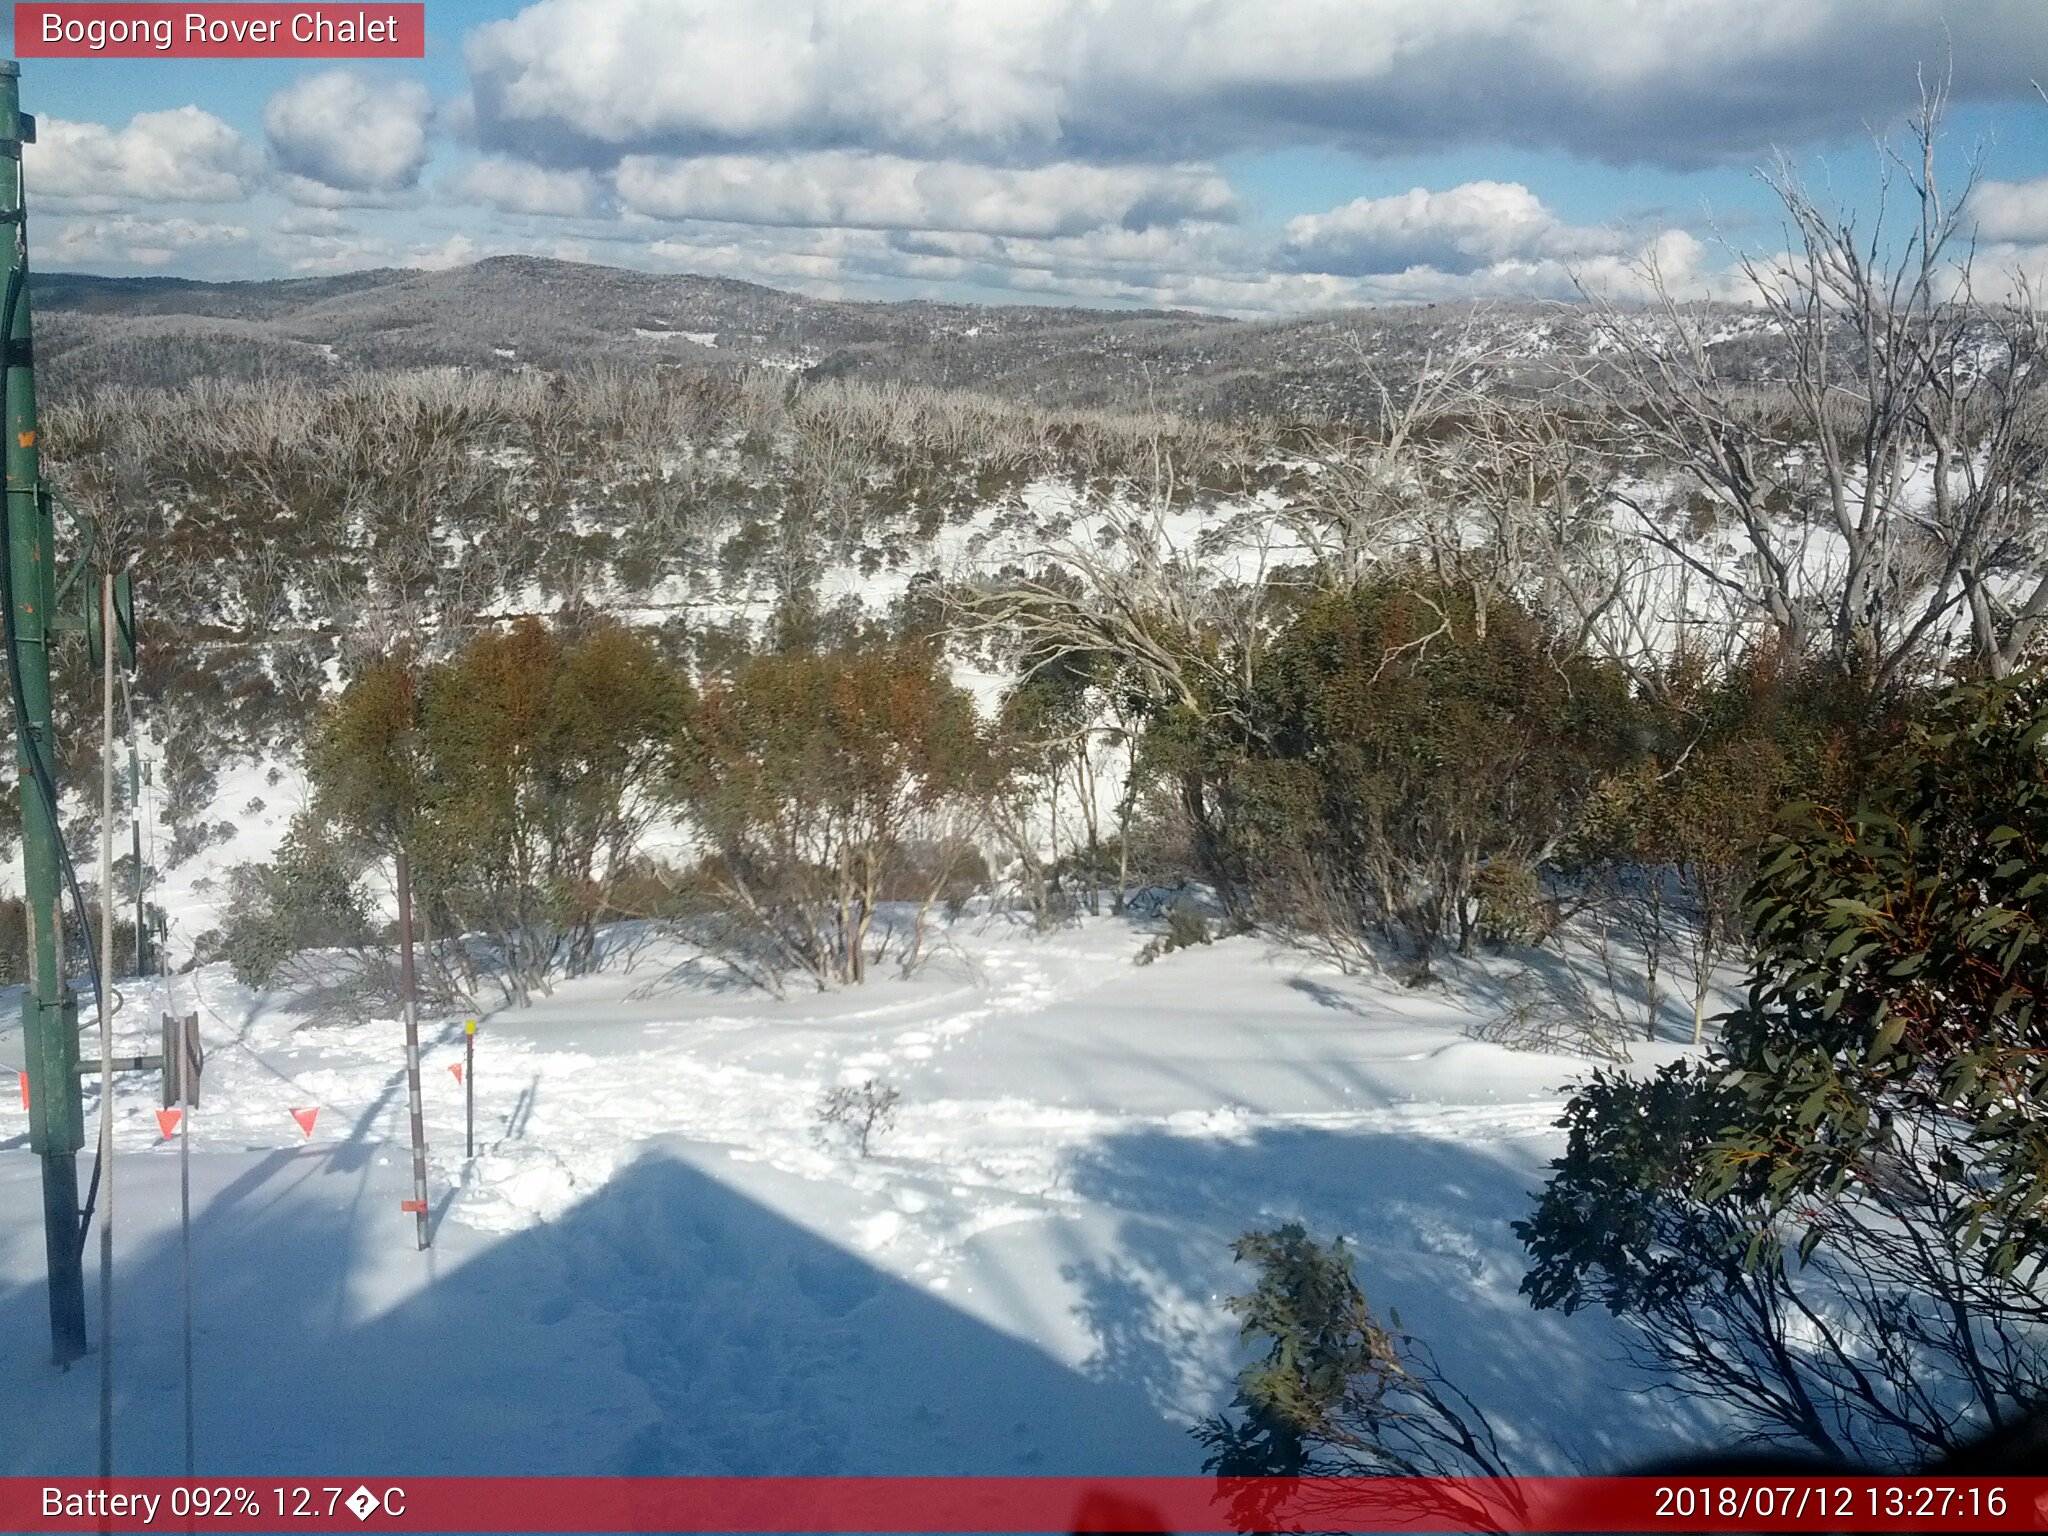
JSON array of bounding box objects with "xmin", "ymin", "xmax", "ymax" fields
[{"xmin": 465, "ymin": 1019, "xmax": 477, "ymax": 1035}]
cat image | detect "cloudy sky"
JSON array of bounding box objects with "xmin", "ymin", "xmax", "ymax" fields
[{"xmin": 9, "ymin": 0, "xmax": 2048, "ymax": 314}]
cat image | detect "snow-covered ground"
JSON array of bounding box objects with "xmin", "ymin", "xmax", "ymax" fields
[{"xmin": 1, "ymin": 913, "xmax": 1714, "ymax": 1477}]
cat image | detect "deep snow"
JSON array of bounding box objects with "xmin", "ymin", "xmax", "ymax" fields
[{"xmin": 1, "ymin": 913, "xmax": 1714, "ymax": 1478}]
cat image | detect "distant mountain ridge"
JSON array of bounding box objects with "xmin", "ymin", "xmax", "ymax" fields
[
  {"xmin": 29, "ymin": 255, "xmax": 1209, "ymax": 393},
  {"xmin": 29, "ymin": 254, "xmax": 1770, "ymax": 419}
]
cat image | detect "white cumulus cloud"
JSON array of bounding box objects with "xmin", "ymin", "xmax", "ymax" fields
[
  {"xmin": 43, "ymin": 212, "xmax": 249, "ymax": 268},
  {"xmin": 448, "ymin": 157, "xmax": 602, "ymax": 217},
  {"xmin": 615, "ymin": 151, "xmax": 1235, "ymax": 237},
  {"xmin": 1283, "ymin": 181, "xmax": 1622, "ymax": 276},
  {"xmin": 464, "ymin": 0, "xmax": 2048, "ymax": 169},
  {"xmin": 27, "ymin": 108, "xmax": 260, "ymax": 206},
  {"xmin": 266, "ymin": 71, "xmax": 434, "ymax": 197},
  {"xmin": 468, "ymin": 0, "xmax": 1070, "ymax": 162},
  {"xmin": 1970, "ymin": 178, "xmax": 2048, "ymax": 245}
]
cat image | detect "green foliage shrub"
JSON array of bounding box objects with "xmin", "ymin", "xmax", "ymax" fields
[
  {"xmin": 1518, "ymin": 668, "xmax": 2048, "ymax": 1462},
  {"xmin": 214, "ymin": 818, "xmax": 373, "ymax": 989},
  {"xmin": 1219, "ymin": 577, "xmax": 1639, "ymax": 957},
  {"xmin": 1716, "ymin": 668, "xmax": 2048, "ymax": 1275},
  {"xmin": 1194, "ymin": 1223, "xmax": 1512, "ymax": 1485},
  {"xmin": 306, "ymin": 620, "xmax": 689, "ymax": 1001},
  {"xmin": 673, "ymin": 640, "xmax": 994, "ymax": 988}
]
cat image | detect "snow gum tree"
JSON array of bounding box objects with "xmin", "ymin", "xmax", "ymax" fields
[
  {"xmin": 995, "ymin": 642, "xmax": 1153, "ymax": 919},
  {"xmin": 415, "ymin": 619, "xmax": 688, "ymax": 997},
  {"xmin": 672, "ymin": 641, "xmax": 994, "ymax": 990},
  {"xmin": 1580, "ymin": 85, "xmax": 2048, "ymax": 689}
]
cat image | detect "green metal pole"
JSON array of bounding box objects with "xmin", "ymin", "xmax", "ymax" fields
[{"xmin": 2, "ymin": 59, "xmax": 87, "ymax": 1367}]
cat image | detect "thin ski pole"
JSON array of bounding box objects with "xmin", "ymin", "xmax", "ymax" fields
[
  {"xmin": 395, "ymin": 843, "xmax": 430, "ymax": 1250},
  {"xmin": 96, "ymin": 571, "xmax": 115, "ymax": 1479}
]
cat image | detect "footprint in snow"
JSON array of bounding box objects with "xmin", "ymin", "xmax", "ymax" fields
[{"xmin": 792, "ymin": 1255, "xmax": 881, "ymax": 1316}]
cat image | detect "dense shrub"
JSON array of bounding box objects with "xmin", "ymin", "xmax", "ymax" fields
[
  {"xmin": 1518, "ymin": 669, "xmax": 2048, "ymax": 1464},
  {"xmin": 212, "ymin": 819, "xmax": 374, "ymax": 989},
  {"xmin": 1715, "ymin": 668, "xmax": 2048, "ymax": 1276},
  {"xmin": 1564, "ymin": 650, "xmax": 1913, "ymax": 1040},
  {"xmin": 416, "ymin": 619, "xmax": 687, "ymax": 993},
  {"xmin": 672, "ymin": 640, "xmax": 995, "ymax": 989},
  {"xmin": 1217, "ymin": 578, "xmax": 1639, "ymax": 961},
  {"xmin": 306, "ymin": 620, "xmax": 688, "ymax": 1004}
]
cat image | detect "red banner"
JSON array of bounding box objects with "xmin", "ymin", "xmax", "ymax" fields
[
  {"xmin": 15, "ymin": 4, "xmax": 425, "ymax": 57},
  {"xmin": 3, "ymin": 1476, "xmax": 2045, "ymax": 1532}
]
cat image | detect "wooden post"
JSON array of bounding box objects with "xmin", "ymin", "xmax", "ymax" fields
[{"xmin": 161, "ymin": 1014, "xmax": 178, "ymax": 1108}]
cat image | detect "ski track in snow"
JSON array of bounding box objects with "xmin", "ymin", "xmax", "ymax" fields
[{"xmin": 114, "ymin": 935, "xmax": 1559, "ymax": 1254}]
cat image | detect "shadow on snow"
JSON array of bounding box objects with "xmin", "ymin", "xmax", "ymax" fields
[{"xmin": 0, "ymin": 1122, "xmax": 1712, "ymax": 1478}]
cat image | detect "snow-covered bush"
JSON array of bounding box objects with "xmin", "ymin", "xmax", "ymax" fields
[
  {"xmin": 816, "ymin": 1078, "xmax": 901, "ymax": 1158},
  {"xmin": 209, "ymin": 818, "xmax": 375, "ymax": 989}
]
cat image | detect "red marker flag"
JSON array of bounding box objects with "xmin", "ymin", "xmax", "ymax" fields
[
  {"xmin": 450, "ymin": 1061, "xmax": 464, "ymax": 1085},
  {"xmin": 15, "ymin": 1071, "xmax": 24, "ymax": 1109},
  {"xmin": 155, "ymin": 1108, "xmax": 181, "ymax": 1140},
  {"xmin": 290, "ymin": 1106, "xmax": 319, "ymax": 1138},
  {"xmin": 400, "ymin": 1199, "xmax": 427, "ymax": 1213}
]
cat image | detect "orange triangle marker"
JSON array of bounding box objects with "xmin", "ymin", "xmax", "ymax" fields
[
  {"xmin": 450, "ymin": 1062, "xmax": 463, "ymax": 1085},
  {"xmin": 16, "ymin": 1071, "xmax": 25, "ymax": 1109},
  {"xmin": 291, "ymin": 1107, "xmax": 319, "ymax": 1138},
  {"xmin": 400, "ymin": 1199, "xmax": 427, "ymax": 1213},
  {"xmin": 156, "ymin": 1108, "xmax": 182, "ymax": 1140}
]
